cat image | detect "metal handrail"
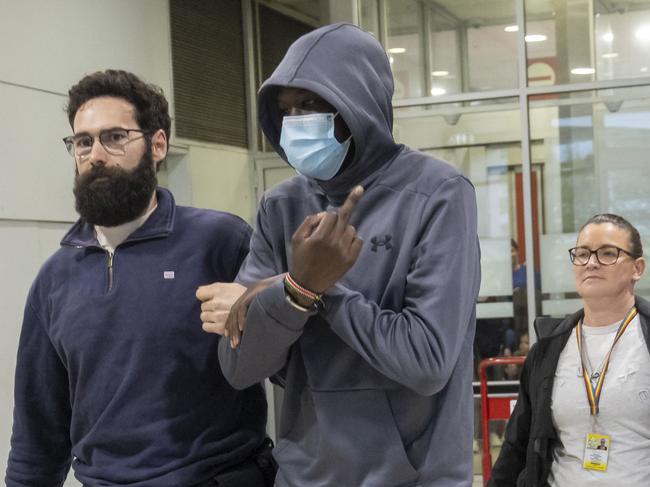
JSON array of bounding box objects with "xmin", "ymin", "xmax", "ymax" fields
[{"xmin": 479, "ymin": 356, "xmax": 526, "ymax": 486}]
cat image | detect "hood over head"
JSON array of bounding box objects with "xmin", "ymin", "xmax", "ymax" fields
[{"xmin": 258, "ymin": 23, "xmax": 400, "ymax": 198}]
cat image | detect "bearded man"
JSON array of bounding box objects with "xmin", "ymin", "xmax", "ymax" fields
[{"xmin": 6, "ymin": 70, "xmax": 273, "ymax": 487}]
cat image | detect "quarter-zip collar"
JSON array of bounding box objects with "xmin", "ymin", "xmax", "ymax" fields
[
  {"xmin": 60, "ymin": 187, "xmax": 176, "ymax": 249},
  {"xmin": 95, "ymin": 201, "xmax": 157, "ymax": 253}
]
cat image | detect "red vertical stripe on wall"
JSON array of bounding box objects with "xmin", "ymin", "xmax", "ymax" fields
[{"xmin": 515, "ymin": 171, "xmax": 540, "ymax": 270}]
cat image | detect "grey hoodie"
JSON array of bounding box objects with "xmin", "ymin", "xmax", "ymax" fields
[{"xmin": 219, "ymin": 23, "xmax": 481, "ymax": 487}]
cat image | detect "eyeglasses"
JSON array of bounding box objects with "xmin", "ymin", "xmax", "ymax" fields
[
  {"xmin": 568, "ymin": 245, "xmax": 636, "ymax": 266},
  {"xmin": 62, "ymin": 128, "xmax": 149, "ymax": 158}
]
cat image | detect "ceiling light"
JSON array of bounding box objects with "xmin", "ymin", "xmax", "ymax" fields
[
  {"xmin": 431, "ymin": 70, "xmax": 449, "ymax": 77},
  {"xmin": 601, "ymin": 52, "xmax": 619, "ymax": 59},
  {"xmin": 430, "ymin": 87, "xmax": 447, "ymax": 96},
  {"xmin": 387, "ymin": 47, "xmax": 406, "ymax": 54},
  {"xmin": 525, "ymin": 34, "xmax": 547, "ymax": 42},
  {"xmin": 602, "ymin": 32, "xmax": 614, "ymax": 42},
  {"xmin": 504, "ymin": 25, "xmax": 519, "ymax": 32},
  {"xmin": 571, "ymin": 67, "xmax": 595, "ymax": 75},
  {"xmin": 641, "ymin": 67, "xmax": 648, "ymax": 73}
]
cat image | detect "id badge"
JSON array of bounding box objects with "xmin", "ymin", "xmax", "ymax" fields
[{"xmin": 582, "ymin": 433, "xmax": 610, "ymax": 471}]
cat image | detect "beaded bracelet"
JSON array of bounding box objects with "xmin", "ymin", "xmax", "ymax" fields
[{"xmin": 284, "ymin": 274, "xmax": 322, "ymax": 303}]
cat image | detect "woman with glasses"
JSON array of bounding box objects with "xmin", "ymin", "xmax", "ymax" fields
[{"xmin": 489, "ymin": 214, "xmax": 650, "ymax": 487}]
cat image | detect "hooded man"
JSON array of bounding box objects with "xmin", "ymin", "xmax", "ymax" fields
[{"xmin": 198, "ymin": 23, "xmax": 481, "ymax": 486}]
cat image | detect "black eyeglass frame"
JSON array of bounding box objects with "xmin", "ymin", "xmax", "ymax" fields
[
  {"xmin": 62, "ymin": 128, "xmax": 151, "ymax": 158},
  {"xmin": 568, "ymin": 245, "xmax": 638, "ymax": 266}
]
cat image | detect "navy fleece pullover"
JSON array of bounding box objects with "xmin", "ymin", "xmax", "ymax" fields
[{"xmin": 7, "ymin": 188, "xmax": 266, "ymax": 487}]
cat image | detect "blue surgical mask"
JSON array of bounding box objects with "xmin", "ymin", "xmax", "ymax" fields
[{"xmin": 279, "ymin": 112, "xmax": 351, "ymax": 180}]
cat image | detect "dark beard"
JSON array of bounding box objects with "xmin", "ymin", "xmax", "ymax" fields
[{"xmin": 73, "ymin": 151, "xmax": 157, "ymax": 227}]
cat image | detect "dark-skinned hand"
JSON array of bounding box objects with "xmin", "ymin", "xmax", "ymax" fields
[
  {"xmin": 197, "ymin": 275, "xmax": 283, "ymax": 348},
  {"xmin": 204, "ymin": 186, "xmax": 363, "ymax": 349},
  {"xmin": 290, "ymin": 185, "xmax": 364, "ymax": 293},
  {"xmin": 222, "ymin": 274, "xmax": 285, "ymax": 349}
]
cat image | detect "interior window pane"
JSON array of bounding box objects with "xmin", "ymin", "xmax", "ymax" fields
[
  {"xmin": 363, "ymin": 0, "xmax": 518, "ymax": 99},
  {"xmin": 529, "ymin": 86, "xmax": 650, "ymax": 316},
  {"xmin": 466, "ymin": 21, "xmax": 518, "ymax": 91},
  {"xmin": 394, "ymin": 99, "xmax": 537, "ymax": 334},
  {"xmin": 525, "ymin": 0, "xmax": 650, "ymax": 85},
  {"xmin": 387, "ymin": 0, "xmax": 425, "ymax": 98}
]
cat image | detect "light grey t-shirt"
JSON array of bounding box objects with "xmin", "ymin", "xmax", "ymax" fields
[
  {"xmin": 95, "ymin": 204, "xmax": 156, "ymax": 253},
  {"xmin": 549, "ymin": 314, "xmax": 650, "ymax": 486}
]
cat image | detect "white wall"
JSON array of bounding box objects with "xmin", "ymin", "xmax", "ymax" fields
[
  {"xmin": 0, "ymin": 220, "xmax": 71, "ymax": 476},
  {"xmin": 0, "ymin": 1, "xmax": 254, "ymax": 484},
  {"xmin": 0, "ymin": 0, "xmax": 174, "ymax": 222},
  {"xmin": 181, "ymin": 141, "xmax": 254, "ymax": 221}
]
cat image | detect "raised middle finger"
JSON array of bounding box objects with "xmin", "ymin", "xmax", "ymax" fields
[{"xmin": 336, "ymin": 185, "xmax": 363, "ymax": 232}]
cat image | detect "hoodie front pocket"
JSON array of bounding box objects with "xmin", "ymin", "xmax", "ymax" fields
[{"xmin": 308, "ymin": 388, "xmax": 420, "ymax": 486}]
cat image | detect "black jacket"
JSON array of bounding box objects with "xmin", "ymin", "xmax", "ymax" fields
[{"xmin": 488, "ymin": 296, "xmax": 650, "ymax": 487}]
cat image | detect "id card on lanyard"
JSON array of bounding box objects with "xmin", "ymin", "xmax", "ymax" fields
[
  {"xmin": 576, "ymin": 306, "xmax": 637, "ymax": 472},
  {"xmin": 583, "ymin": 433, "xmax": 610, "ymax": 471}
]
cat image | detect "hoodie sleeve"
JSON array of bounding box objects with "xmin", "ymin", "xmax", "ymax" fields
[
  {"xmin": 219, "ymin": 197, "xmax": 313, "ymax": 389},
  {"xmin": 6, "ymin": 300, "xmax": 72, "ymax": 487},
  {"xmin": 319, "ymin": 175, "xmax": 480, "ymax": 396}
]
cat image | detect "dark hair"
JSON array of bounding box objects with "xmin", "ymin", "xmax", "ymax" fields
[
  {"xmin": 579, "ymin": 213, "xmax": 643, "ymax": 258},
  {"xmin": 66, "ymin": 70, "xmax": 171, "ymax": 158}
]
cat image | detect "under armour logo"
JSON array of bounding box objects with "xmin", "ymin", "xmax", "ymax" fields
[{"xmin": 370, "ymin": 235, "xmax": 393, "ymax": 252}]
